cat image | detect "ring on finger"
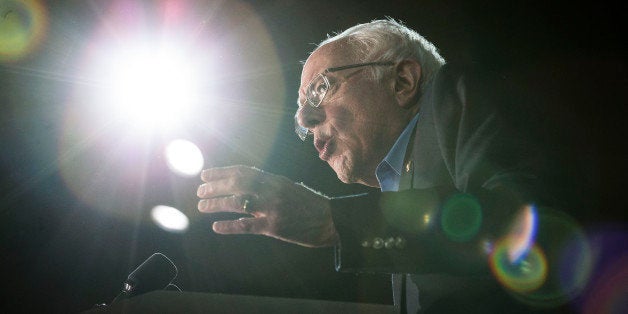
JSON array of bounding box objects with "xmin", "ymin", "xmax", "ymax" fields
[{"xmin": 241, "ymin": 196, "xmax": 253, "ymax": 213}]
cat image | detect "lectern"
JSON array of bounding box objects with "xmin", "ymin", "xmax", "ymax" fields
[{"xmin": 83, "ymin": 290, "xmax": 394, "ymax": 314}]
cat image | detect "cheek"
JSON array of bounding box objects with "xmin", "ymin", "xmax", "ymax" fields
[
  {"xmin": 326, "ymin": 106, "xmax": 354, "ymax": 132},
  {"xmin": 329, "ymin": 105, "xmax": 373, "ymax": 152}
]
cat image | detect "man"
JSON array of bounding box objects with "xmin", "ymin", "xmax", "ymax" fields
[{"xmin": 197, "ymin": 19, "xmax": 569, "ymax": 313}]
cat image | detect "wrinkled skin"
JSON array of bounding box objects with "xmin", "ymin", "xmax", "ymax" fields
[
  {"xmin": 296, "ymin": 40, "xmax": 413, "ymax": 187},
  {"xmin": 197, "ymin": 165, "xmax": 338, "ymax": 247}
]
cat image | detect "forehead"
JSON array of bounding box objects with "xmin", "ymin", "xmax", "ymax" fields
[{"xmin": 300, "ymin": 40, "xmax": 357, "ymax": 90}]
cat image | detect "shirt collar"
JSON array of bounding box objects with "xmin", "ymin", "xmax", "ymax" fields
[{"xmin": 375, "ymin": 113, "xmax": 420, "ymax": 191}]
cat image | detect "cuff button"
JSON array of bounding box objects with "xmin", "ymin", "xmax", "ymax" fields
[
  {"xmin": 395, "ymin": 236, "xmax": 406, "ymax": 249},
  {"xmin": 384, "ymin": 237, "xmax": 395, "ymax": 249},
  {"xmin": 372, "ymin": 237, "xmax": 384, "ymax": 249}
]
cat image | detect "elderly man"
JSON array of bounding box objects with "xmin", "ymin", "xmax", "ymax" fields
[{"xmin": 197, "ymin": 19, "xmax": 558, "ymax": 313}]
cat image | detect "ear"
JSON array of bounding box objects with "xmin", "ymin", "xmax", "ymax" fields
[{"xmin": 393, "ymin": 60, "xmax": 422, "ymax": 109}]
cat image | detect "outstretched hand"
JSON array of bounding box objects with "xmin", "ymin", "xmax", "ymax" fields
[{"xmin": 197, "ymin": 165, "xmax": 339, "ymax": 248}]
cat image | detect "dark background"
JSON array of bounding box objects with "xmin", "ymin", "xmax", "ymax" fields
[{"xmin": 1, "ymin": 0, "xmax": 625, "ymax": 313}]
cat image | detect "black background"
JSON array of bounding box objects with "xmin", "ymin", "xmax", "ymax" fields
[{"xmin": 1, "ymin": 0, "xmax": 626, "ymax": 313}]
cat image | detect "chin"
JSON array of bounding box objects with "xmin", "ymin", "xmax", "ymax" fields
[
  {"xmin": 331, "ymin": 155, "xmax": 379, "ymax": 187},
  {"xmin": 330, "ymin": 155, "xmax": 355, "ymax": 184},
  {"xmin": 336, "ymin": 172, "xmax": 354, "ymax": 184}
]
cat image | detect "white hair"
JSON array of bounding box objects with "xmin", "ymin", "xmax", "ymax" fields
[{"xmin": 317, "ymin": 18, "xmax": 446, "ymax": 92}]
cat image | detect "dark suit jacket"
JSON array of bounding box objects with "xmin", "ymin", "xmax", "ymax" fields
[{"xmin": 330, "ymin": 63, "xmax": 576, "ymax": 313}]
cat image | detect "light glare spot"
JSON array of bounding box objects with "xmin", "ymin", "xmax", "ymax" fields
[
  {"xmin": 151, "ymin": 205, "xmax": 189, "ymax": 232},
  {"xmin": 490, "ymin": 241, "xmax": 548, "ymax": 293},
  {"xmin": 101, "ymin": 43, "xmax": 200, "ymax": 131},
  {"xmin": 165, "ymin": 139, "xmax": 204, "ymax": 176},
  {"xmin": 507, "ymin": 205, "xmax": 538, "ymax": 263},
  {"xmin": 440, "ymin": 193, "xmax": 483, "ymax": 242}
]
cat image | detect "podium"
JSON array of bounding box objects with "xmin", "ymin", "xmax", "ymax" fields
[{"xmin": 83, "ymin": 290, "xmax": 394, "ymax": 313}]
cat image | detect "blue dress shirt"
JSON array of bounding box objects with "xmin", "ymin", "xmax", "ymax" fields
[{"xmin": 376, "ymin": 113, "xmax": 421, "ymax": 192}]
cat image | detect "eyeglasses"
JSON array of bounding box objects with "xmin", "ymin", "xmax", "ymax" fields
[{"xmin": 294, "ymin": 61, "xmax": 394, "ymax": 140}]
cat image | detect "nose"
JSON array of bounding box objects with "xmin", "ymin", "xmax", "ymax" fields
[{"xmin": 296, "ymin": 104, "xmax": 325, "ymax": 130}]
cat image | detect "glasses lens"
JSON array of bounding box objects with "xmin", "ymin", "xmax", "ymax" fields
[
  {"xmin": 306, "ymin": 74, "xmax": 329, "ymax": 107},
  {"xmin": 294, "ymin": 114, "xmax": 309, "ymax": 141}
]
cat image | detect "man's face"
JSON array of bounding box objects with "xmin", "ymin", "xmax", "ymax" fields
[{"xmin": 297, "ymin": 41, "xmax": 406, "ymax": 187}]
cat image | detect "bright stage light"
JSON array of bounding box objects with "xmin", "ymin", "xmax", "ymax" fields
[
  {"xmin": 98, "ymin": 42, "xmax": 200, "ymax": 132},
  {"xmin": 165, "ymin": 139, "xmax": 204, "ymax": 176},
  {"xmin": 151, "ymin": 205, "xmax": 189, "ymax": 232}
]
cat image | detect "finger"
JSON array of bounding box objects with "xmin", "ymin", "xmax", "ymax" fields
[
  {"xmin": 198, "ymin": 167, "xmax": 267, "ymax": 198},
  {"xmin": 198, "ymin": 195, "xmax": 250, "ymax": 213},
  {"xmin": 201, "ymin": 165, "xmax": 264, "ymax": 183},
  {"xmin": 212, "ymin": 218, "xmax": 267, "ymax": 235},
  {"xmin": 197, "ymin": 178, "xmax": 253, "ymax": 199}
]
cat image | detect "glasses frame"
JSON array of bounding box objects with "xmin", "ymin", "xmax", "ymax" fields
[{"xmin": 295, "ymin": 61, "xmax": 395, "ymax": 140}]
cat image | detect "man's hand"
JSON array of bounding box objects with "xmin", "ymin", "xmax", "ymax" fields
[{"xmin": 197, "ymin": 165, "xmax": 339, "ymax": 248}]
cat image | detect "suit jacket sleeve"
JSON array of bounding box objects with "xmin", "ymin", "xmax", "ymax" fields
[{"xmin": 330, "ymin": 64, "xmax": 548, "ymax": 275}]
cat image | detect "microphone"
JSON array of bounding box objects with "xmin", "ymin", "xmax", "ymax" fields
[{"xmin": 110, "ymin": 252, "xmax": 179, "ymax": 303}]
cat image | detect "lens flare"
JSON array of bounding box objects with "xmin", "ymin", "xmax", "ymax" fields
[
  {"xmin": 440, "ymin": 193, "xmax": 483, "ymax": 242},
  {"xmin": 73, "ymin": 0, "xmax": 285, "ymax": 166},
  {"xmin": 60, "ymin": 0, "xmax": 285, "ymax": 217},
  {"xmin": 507, "ymin": 205, "xmax": 538, "ymax": 263},
  {"xmin": 490, "ymin": 206, "xmax": 594, "ymax": 308},
  {"xmin": 165, "ymin": 139, "xmax": 204, "ymax": 176},
  {"xmin": 580, "ymin": 232, "xmax": 628, "ymax": 314},
  {"xmin": 490, "ymin": 238, "xmax": 548, "ymax": 293},
  {"xmin": 57, "ymin": 105, "xmax": 154, "ymax": 220},
  {"xmin": 0, "ymin": 0, "xmax": 47, "ymax": 63},
  {"xmin": 380, "ymin": 189, "xmax": 439, "ymax": 234},
  {"xmin": 151, "ymin": 205, "xmax": 189, "ymax": 232}
]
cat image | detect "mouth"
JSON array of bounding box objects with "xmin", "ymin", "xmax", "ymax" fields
[{"xmin": 315, "ymin": 137, "xmax": 334, "ymax": 161}]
